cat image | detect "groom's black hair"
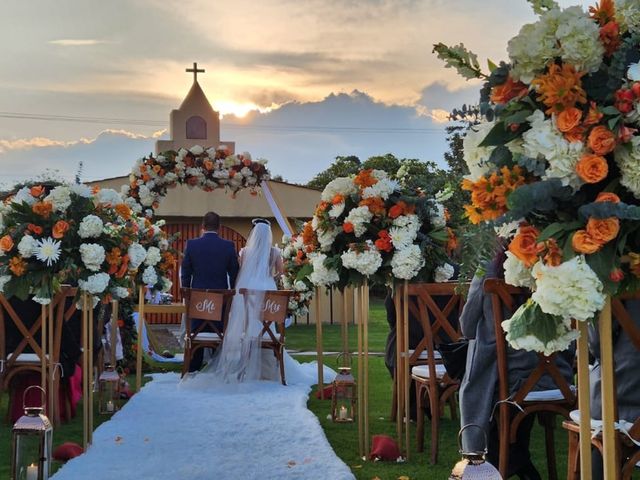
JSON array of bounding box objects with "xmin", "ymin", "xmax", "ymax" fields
[{"xmin": 203, "ymin": 211, "xmax": 220, "ymax": 231}]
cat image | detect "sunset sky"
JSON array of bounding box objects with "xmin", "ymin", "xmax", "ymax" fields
[{"xmin": 0, "ymin": 0, "xmax": 592, "ymax": 186}]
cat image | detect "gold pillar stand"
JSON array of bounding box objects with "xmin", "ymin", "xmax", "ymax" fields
[
  {"xmin": 356, "ymin": 286, "xmax": 364, "ymax": 457},
  {"xmin": 81, "ymin": 293, "xmax": 90, "ymax": 449},
  {"xmin": 47, "ymin": 303, "xmax": 55, "ymax": 424},
  {"xmin": 136, "ymin": 285, "xmax": 145, "ymax": 392},
  {"xmin": 576, "ymin": 320, "xmax": 592, "ymax": 477},
  {"xmin": 403, "ymin": 280, "xmax": 410, "ymax": 460},
  {"xmin": 315, "ymin": 287, "xmax": 324, "ymax": 399},
  {"xmin": 394, "ymin": 283, "xmax": 404, "ymax": 452},
  {"xmin": 363, "ymin": 280, "xmax": 370, "ymax": 456},
  {"xmin": 598, "ymin": 297, "xmax": 618, "ymax": 479},
  {"xmin": 111, "ymin": 300, "xmax": 119, "ymax": 366}
]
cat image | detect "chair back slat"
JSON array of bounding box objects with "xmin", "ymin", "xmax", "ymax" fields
[{"xmin": 187, "ymin": 290, "xmax": 225, "ymax": 322}]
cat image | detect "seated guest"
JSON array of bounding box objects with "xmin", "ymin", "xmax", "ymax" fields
[
  {"xmin": 588, "ymin": 299, "xmax": 640, "ymax": 480},
  {"xmin": 458, "ymin": 249, "xmax": 574, "ymax": 480}
]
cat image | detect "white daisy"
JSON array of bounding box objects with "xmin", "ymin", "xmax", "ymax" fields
[{"xmin": 35, "ymin": 237, "xmax": 62, "ymax": 266}]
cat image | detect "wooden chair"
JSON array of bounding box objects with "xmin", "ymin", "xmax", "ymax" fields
[
  {"xmin": 405, "ymin": 282, "xmax": 466, "ymax": 464},
  {"xmin": 563, "ymin": 294, "xmax": 640, "ymax": 480},
  {"xmin": 484, "ymin": 278, "xmax": 576, "ymax": 480},
  {"xmin": 239, "ymin": 289, "xmax": 293, "ymax": 386},
  {"xmin": 180, "ymin": 288, "xmax": 235, "ymax": 378},
  {"xmin": 0, "ymin": 287, "xmax": 78, "ymax": 425}
]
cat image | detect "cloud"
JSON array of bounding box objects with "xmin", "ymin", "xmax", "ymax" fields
[
  {"xmin": 0, "ymin": 91, "xmax": 450, "ymax": 187},
  {"xmin": 48, "ymin": 39, "xmax": 109, "ymax": 46}
]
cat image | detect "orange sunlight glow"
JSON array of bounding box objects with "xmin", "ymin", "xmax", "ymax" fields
[{"xmin": 212, "ymin": 100, "xmax": 275, "ymax": 118}]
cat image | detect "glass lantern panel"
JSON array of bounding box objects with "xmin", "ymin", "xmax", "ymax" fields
[{"xmin": 14, "ymin": 433, "xmax": 47, "ymax": 480}]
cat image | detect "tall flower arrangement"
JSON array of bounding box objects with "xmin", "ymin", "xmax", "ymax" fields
[
  {"xmin": 290, "ymin": 169, "xmax": 455, "ymax": 290},
  {"xmin": 437, "ymin": 0, "xmax": 640, "ymax": 353},
  {"xmin": 123, "ymin": 145, "xmax": 270, "ymax": 217},
  {"xmin": 280, "ymin": 229, "xmax": 315, "ymax": 316}
]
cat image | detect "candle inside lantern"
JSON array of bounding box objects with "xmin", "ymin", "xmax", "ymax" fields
[
  {"xmin": 26, "ymin": 464, "xmax": 38, "ymax": 480},
  {"xmin": 339, "ymin": 406, "xmax": 348, "ymax": 420},
  {"xmin": 107, "ymin": 400, "xmax": 114, "ymax": 413}
]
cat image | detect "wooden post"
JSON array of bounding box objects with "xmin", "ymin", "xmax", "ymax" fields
[
  {"xmin": 356, "ymin": 286, "xmax": 364, "ymax": 457},
  {"xmin": 48, "ymin": 303, "xmax": 55, "ymax": 424},
  {"xmin": 315, "ymin": 287, "xmax": 324, "ymax": 399},
  {"xmin": 363, "ymin": 280, "xmax": 370, "ymax": 456},
  {"xmin": 403, "ymin": 280, "xmax": 410, "ymax": 459},
  {"xmin": 111, "ymin": 300, "xmax": 119, "ymax": 367},
  {"xmin": 136, "ymin": 285, "xmax": 145, "ymax": 392},
  {"xmin": 88, "ymin": 301, "xmax": 94, "ymax": 445},
  {"xmin": 82, "ymin": 293, "xmax": 89, "ymax": 449},
  {"xmin": 341, "ymin": 288, "xmax": 349, "ymax": 358},
  {"xmin": 394, "ymin": 283, "xmax": 404, "ymax": 451},
  {"xmin": 576, "ymin": 320, "xmax": 592, "ymax": 477},
  {"xmin": 599, "ymin": 297, "xmax": 618, "ymax": 479}
]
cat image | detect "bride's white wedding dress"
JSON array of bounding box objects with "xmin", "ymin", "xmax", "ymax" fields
[{"xmin": 182, "ymin": 222, "xmax": 334, "ymax": 388}]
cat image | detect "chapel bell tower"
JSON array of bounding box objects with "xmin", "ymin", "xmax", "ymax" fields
[{"xmin": 155, "ymin": 62, "xmax": 235, "ymax": 154}]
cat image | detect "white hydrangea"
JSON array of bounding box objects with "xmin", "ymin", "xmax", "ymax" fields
[
  {"xmin": 190, "ymin": 145, "xmax": 204, "ymax": 155},
  {"xmin": 389, "ymin": 214, "xmax": 420, "ymax": 249},
  {"xmin": 78, "ymin": 215, "xmax": 104, "ymax": 239},
  {"xmin": 125, "ymin": 196, "xmax": 143, "ymax": 214},
  {"xmin": 142, "ymin": 266, "xmax": 158, "ymax": 285},
  {"xmin": 532, "ymin": 256, "xmax": 605, "ymax": 322},
  {"xmin": 344, "ymin": 206, "xmax": 373, "ymax": 237},
  {"xmin": 128, "ymin": 243, "xmax": 147, "ymax": 270},
  {"xmin": 45, "ymin": 186, "xmax": 72, "ymax": 212},
  {"xmin": 503, "ymin": 251, "xmax": 535, "ymax": 288},
  {"xmin": 503, "ymin": 314, "xmax": 579, "ymax": 355},
  {"xmin": 79, "ymin": 272, "xmax": 110, "ymax": 294},
  {"xmin": 391, "ymin": 244, "xmax": 425, "ymax": 280},
  {"xmin": 328, "ymin": 202, "xmax": 345, "ymax": 219},
  {"xmin": 523, "ymin": 110, "xmax": 584, "ymax": 190},
  {"xmin": 615, "ymin": 136, "xmax": 640, "ymax": 199},
  {"xmin": 507, "ymin": 9, "xmax": 560, "ymax": 83},
  {"xmin": 463, "ymin": 121, "xmax": 496, "ymax": 181},
  {"xmin": 70, "ymin": 183, "xmax": 93, "ymax": 198},
  {"xmin": 616, "ymin": 0, "xmax": 640, "ymax": 34},
  {"xmin": 80, "ymin": 243, "xmax": 106, "ymax": 271},
  {"xmin": 321, "ymin": 177, "xmax": 357, "ymax": 202},
  {"xmin": 0, "ymin": 275, "xmax": 11, "ymax": 293},
  {"xmin": 144, "ymin": 246, "xmax": 161, "ymax": 266},
  {"xmin": 317, "ymin": 227, "xmax": 339, "ymax": 252},
  {"xmin": 13, "ymin": 187, "xmax": 36, "ymax": 206},
  {"xmin": 429, "ymin": 202, "xmax": 446, "ymax": 228},
  {"xmin": 293, "ymin": 280, "xmax": 308, "ymax": 292},
  {"xmin": 138, "ymin": 185, "xmax": 155, "ymax": 207},
  {"xmin": 308, "ymin": 252, "xmax": 340, "ymax": 287},
  {"xmin": 340, "ymin": 244, "xmax": 383, "ymax": 276},
  {"xmin": 113, "ymin": 287, "xmax": 129, "ymax": 299},
  {"xmin": 434, "ymin": 263, "xmax": 455, "ymax": 283},
  {"xmin": 96, "ymin": 188, "xmax": 123, "ymax": 206},
  {"xmin": 17, "ymin": 235, "xmax": 38, "ymax": 258},
  {"xmin": 555, "ymin": 6, "xmax": 604, "ymax": 74},
  {"xmin": 362, "ymin": 177, "xmax": 399, "ymax": 200}
]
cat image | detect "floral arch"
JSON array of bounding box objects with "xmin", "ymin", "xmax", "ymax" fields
[{"xmin": 123, "ymin": 144, "xmax": 271, "ymax": 218}]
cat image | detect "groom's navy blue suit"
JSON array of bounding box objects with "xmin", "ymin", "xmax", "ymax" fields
[{"xmin": 181, "ymin": 231, "xmax": 239, "ymax": 371}]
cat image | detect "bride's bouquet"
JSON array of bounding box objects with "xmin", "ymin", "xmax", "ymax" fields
[{"xmin": 436, "ymin": 0, "xmax": 640, "ymax": 353}]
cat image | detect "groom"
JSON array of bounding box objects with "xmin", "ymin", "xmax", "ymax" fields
[{"xmin": 181, "ymin": 211, "xmax": 239, "ymax": 372}]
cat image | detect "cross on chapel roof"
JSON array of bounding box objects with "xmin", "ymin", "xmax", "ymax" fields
[{"xmin": 186, "ymin": 62, "xmax": 205, "ymax": 83}]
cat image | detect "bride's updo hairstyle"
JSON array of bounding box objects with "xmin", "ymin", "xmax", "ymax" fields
[{"xmin": 251, "ymin": 218, "xmax": 271, "ymax": 226}]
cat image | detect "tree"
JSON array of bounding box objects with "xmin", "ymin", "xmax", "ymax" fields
[{"xmin": 306, "ymin": 155, "xmax": 361, "ymax": 190}]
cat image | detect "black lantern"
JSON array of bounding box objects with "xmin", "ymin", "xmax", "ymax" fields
[
  {"xmin": 11, "ymin": 386, "xmax": 53, "ymax": 480},
  {"xmin": 98, "ymin": 364, "xmax": 121, "ymax": 414},
  {"xmin": 331, "ymin": 367, "xmax": 356, "ymax": 423},
  {"xmin": 450, "ymin": 424, "xmax": 502, "ymax": 479}
]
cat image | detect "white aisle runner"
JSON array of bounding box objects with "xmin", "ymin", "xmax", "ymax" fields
[{"xmin": 52, "ymin": 373, "xmax": 355, "ymax": 480}]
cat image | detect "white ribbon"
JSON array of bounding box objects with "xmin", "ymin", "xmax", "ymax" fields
[{"xmin": 261, "ymin": 181, "xmax": 293, "ymax": 237}]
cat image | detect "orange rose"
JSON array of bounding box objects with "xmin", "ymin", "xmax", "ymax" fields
[
  {"xmin": 508, "ymin": 225, "xmax": 540, "ymax": 267},
  {"xmin": 32, "ymin": 201, "xmax": 53, "ymax": 218},
  {"xmin": 572, "ymin": 230, "xmax": 602, "ymax": 254},
  {"xmin": 556, "ymin": 107, "xmax": 582, "ymax": 132},
  {"xmin": 52, "ymin": 220, "xmax": 69, "ymax": 239},
  {"xmin": 586, "ymin": 217, "xmax": 619, "ymax": 244},
  {"xmin": 343, "ymin": 222, "xmax": 354, "ymax": 233},
  {"xmin": 588, "ymin": 125, "xmax": 617, "ymax": 155},
  {"xmin": 27, "ymin": 224, "xmax": 43, "ymax": 235},
  {"xmin": 490, "ymin": 76, "xmax": 529, "ymax": 104},
  {"xmin": 537, "ymin": 238, "xmax": 562, "ymax": 266},
  {"xmin": 576, "ymin": 154, "xmax": 608, "ymax": 183},
  {"xmin": 9, "ymin": 256, "xmax": 26, "ymax": 276},
  {"xmin": 0, "ymin": 235, "xmax": 14, "ymax": 253},
  {"xmin": 115, "ymin": 203, "xmax": 132, "ymax": 220},
  {"xmin": 596, "ymin": 192, "xmax": 620, "ymax": 203},
  {"xmin": 30, "ymin": 185, "xmax": 44, "ymax": 197}
]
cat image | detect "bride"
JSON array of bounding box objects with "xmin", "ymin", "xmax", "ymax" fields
[{"xmin": 185, "ymin": 218, "xmax": 332, "ymax": 386}]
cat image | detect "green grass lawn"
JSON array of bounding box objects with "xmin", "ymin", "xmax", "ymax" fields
[{"xmin": 1, "ymin": 297, "xmax": 569, "ymax": 480}]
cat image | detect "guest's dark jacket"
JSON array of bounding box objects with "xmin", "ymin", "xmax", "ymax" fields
[{"xmin": 180, "ymin": 232, "xmax": 239, "ymax": 290}]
